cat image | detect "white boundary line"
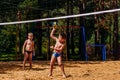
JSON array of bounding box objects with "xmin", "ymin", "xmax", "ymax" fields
[{"xmin": 0, "ymin": 8, "xmax": 120, "ymax": 26}]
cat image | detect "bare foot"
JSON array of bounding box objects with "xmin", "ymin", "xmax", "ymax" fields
[
  {"xmin": 23, "ymin": 66, "xmax": 25, "ymax": 70},
  {"xmin": 48, "ymin": 73, "xmax": 52, "ymax": 77},
  {"xmin": 63, "ymin": 74, "xmax": 67, "ymax": 78}
]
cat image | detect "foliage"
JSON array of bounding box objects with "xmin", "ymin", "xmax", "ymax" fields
[
  {"xmin": 0, "ymin": 26, "xmax": 16, "ymax": 53},
  {"xmin": 0, "ymin": 0, "xmax": 119, "ymax": 60}
]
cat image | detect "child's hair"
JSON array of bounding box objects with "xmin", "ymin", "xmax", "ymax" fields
[
  {"xmin": 28, "ymin": 32, "xmax": 33, "ymax": 36},
  {"xmin": 59, "ymin": 32, "xmax": 66, "ymax": 39},
  {"xmin": 28, "ymin": 33, "xmax": 33, "ymax": 39}
]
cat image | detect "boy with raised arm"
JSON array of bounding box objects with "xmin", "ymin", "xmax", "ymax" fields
[{"xmin": 48, "ymin": 27, "xmax": 67, "ymax": 78}]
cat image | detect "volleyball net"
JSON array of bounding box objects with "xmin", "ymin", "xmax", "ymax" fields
[{"xmin": 0, "ymin": 8, "xmax": 120, "ymax": 26}]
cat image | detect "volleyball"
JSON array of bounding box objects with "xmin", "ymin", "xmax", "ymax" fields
[{"xmin": 53, "ymin": 22, "xmax": 57, "ymax": 29}]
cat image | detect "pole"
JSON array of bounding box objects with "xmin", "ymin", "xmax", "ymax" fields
[{"xmin": 17, "ymin": 10, "xmax": 22, "ymax": 60}]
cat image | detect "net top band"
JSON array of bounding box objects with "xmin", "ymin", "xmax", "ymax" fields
[{"xmin": 0, "ymin": 8, "xmax": 120, "ymax": 26}]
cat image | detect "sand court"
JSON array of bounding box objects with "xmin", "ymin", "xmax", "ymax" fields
[{"xmin": 0, "ymin": 61, "xmax": 120, "ymax": 80}]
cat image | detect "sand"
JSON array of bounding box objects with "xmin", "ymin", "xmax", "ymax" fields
[{"xmin": 0, "ymin": 61, "xmax": 120, "ymax": 80}]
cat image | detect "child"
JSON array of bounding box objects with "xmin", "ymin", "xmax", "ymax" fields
[
  {"xmin": 48, "ymin": 27, "xmax": 67, "ymax": 78},
  {"xmin": 22, "ymin": 32, "xmax": 35, "ymax": 70}
]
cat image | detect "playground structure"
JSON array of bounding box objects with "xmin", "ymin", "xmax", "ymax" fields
[{"xmin": 81, "ymin": 26, "xmax": 106, "ymax": 61}]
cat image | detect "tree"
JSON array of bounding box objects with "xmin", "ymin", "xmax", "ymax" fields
[{"xmin": 112, "ymin": 0, "xmax": 119, "ymax": 60}]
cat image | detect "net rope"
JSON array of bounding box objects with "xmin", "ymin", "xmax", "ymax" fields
[{"xmin": 0, "ymin": 8, "xmax": 120, "ymax": 26}]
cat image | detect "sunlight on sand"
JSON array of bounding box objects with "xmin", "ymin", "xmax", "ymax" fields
[{"xmin": 0, "ymin": 61, "xmax": 120, "ymax": 80}]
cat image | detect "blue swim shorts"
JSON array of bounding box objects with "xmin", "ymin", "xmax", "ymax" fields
[{"xmin": 53, "ymin": 52, "xmax": 61, "ymax": 58}]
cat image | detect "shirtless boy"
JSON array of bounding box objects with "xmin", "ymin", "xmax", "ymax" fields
[
  {"xmin": 22, "ymin": 32, "xmax": 35, "ymax": 70},
  {"xmin": 48, "ymin": 27, "xmax": 67, "ymax": 78}
]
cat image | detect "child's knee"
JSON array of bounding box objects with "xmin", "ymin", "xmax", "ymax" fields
[
  {"xmin": 50, "ymin": 63, "xmax": 54, "ymax": 66},
  {"xmin": 58, "ymin": 63, "xmax": 63, "ymax": 66}
]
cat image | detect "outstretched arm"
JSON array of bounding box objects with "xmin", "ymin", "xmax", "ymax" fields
[{"xmin": 50, "ymin": 27, "xmax": 57, "ymax": 41}]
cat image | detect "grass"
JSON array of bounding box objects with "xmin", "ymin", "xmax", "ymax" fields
[{"xmin": 0, "ymin": 53, "xmax": 16, "ymax": 61}]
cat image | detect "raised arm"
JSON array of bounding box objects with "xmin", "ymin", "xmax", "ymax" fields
[{"xmin": 50, "ymin": 27, "xmax": 57, "ymax": 41}]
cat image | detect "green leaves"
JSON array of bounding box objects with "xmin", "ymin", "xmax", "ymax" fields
[
  {"xmin": 18, "ymin": 0, "xmax": 38, "ymax": 9},
  {"xmin": 0, "ymin": 26, "xmax": 16, "ymax": 53}
]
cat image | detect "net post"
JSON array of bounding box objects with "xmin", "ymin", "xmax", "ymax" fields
[
  {"xmin": 102, "ymin": 45, "xmax": 106, "ymax": 61},
  {"xmin": 81, "ymin": 26, "xmax": 88, "ymax": 61}
]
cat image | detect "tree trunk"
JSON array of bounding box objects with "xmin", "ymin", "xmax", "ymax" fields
[
  {"xmin": 94, "ymin": 0, "xmax": 100, "ymax": 58},
  {"xmin": 47, "ymin": 11, "xmax": 51, "ymax": 60},
  {"xmin": 113, "ymin": 0, "xmax": 119, "ymax": 60},
  {"xmin": 70, "ymin": 0, "xmax": 75, "ymax": 55},
  {"xmin": 37, "ymin": 0, "xmax": 42, "ymax": 57},
  {"xmin": 66, "ymin": 0, "xmax": 70, "ymax": 60},
  {"xmin": 17, "ymin": 10, "xmax": 22, "ymax": 60},
  {"xmin": 100, "ymin": 0, "xmax": 105, "ymax": 44}
]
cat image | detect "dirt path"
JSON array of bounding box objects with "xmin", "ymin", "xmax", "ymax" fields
[{"xmin": 0, "ymin": 61, "xmax": 120, "ymax": 80}]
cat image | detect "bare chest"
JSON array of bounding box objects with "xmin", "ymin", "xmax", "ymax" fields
[{"xmin": 54, "ymin": 41, "xmax": 63, "ymax": 48}]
